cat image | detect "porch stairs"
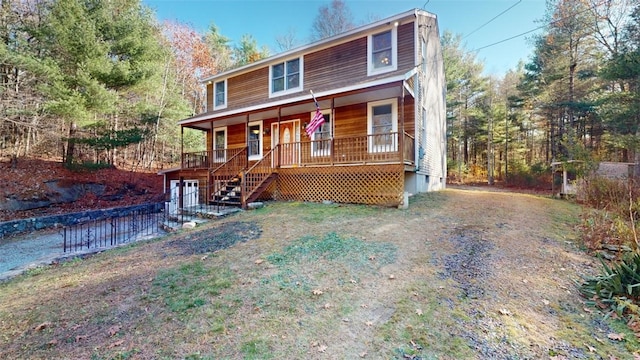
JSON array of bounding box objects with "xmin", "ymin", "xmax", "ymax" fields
[
  {"xmin": 209, "ymin": 147, "xmax": 278, "ymax": 209},
  {"xmin": 210, "ymin": 176, "xmax": 242, "ymax": 207},
  {"xmin": 244, "ymin": 172, "xmax": 277, "ymax": 205}
]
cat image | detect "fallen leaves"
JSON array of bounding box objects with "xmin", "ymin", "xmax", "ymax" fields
[
  {"xmin": 75, "ymin": 334, "xmax": 88, "ymax": 342},
  {"xmin": 312, "ymin": 289, "xmax": 323, "ymax": 296},
  {"xmin": 107, "ymin": 339, "xmax": 125, "ymax": 349},
  {"xmin": 107, "ymin": 325, "xmax": 121, "ymax": 337},
  {"xmin": 254, "ymin": 259, "xmax": 264, "ymax": 265},
  {"xmin": 607, "ymin": 333, "xmax": 625, "ymax": 341},
  {"xmin": 0, "ymin": 158, "xmax": 164, "ymax": 222},
  {"xmin": 34, "ymin": 322, "xmax": 52, "ymax": 331},
  {"xmin": 311, "ymin": 342, "xmax": 328, "ymax": 353}
]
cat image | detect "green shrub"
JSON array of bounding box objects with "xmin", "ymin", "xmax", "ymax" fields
[{"xmin": 580, "ymin": 252, "xmax": 640, "ymax": 318}]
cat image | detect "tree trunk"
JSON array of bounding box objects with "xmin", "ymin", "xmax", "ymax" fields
[
  {"xmin": 635, "ymin": 127, "xmax": 640, "ymax": 178},
  {"xmin": 65, "ymin": 122, "xmax": 77, "ymax": 167}
]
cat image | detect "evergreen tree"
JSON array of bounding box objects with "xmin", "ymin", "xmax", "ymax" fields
[
  {"xmin": 233, "ymin": 34, "xmax": 269, "ymax": 67},
  {"xmin": 599, "ymin": 3, "xmax": 640, "ymax": 170}
]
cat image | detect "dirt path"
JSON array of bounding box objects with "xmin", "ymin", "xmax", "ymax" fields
[
  {"xmin": 420, "ymin": 188, "xmax": 599, "ymax": 358},
  {"xmin": 1, "ymin": 187, "xmax": 632, "ymax": 359}
]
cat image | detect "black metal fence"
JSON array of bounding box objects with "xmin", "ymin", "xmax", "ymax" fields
[{"xmin": 63, "ymin": 203, "xmax": 165, "ymax": 253}]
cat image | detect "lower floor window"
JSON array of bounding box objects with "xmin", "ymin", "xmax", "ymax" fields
[
  {"xmin": 311, "ymin": 111, "xmax": 331, "ymax": 156},
  {"xmin": 248, "ymin": 123, "xmax": 262, "ymax": 159},
  {"xmin": 368, "ymin": 99, "xmax": 398, "ymax": 152}
]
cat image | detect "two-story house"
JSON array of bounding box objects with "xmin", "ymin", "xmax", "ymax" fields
[{"xmin": 160, "ymin": 8, "xmax": 446, "ymax": 212}]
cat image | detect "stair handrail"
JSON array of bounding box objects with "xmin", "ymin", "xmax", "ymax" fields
[
  {"xmin": 210, "ymin": 147, "xmax": 247, "ymax": 206},
  {"xmin": 211, "ymin": 147, "xmax": 247, "ymax": 174},
  {"xmin": 242, "ymin": 147, "xmax": 277, "ymax": 207}
]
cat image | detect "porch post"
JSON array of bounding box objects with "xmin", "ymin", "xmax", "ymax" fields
[
  {"xmin": 330, "ymin": 97, "xmax": 335, "ymax": 165},
  {"xmin": 178, "ymin": 176, "xmax": 184, "ymax": 211},
  {"xmin": 209, "ymin": 120, "xmax": 214, "ymax": 203},
  {"xmin": 181, "ymin": 127, "xmax": 184, "ymax": 168},
  {"xmin": 277, "ymin": 107, "xmax": 281, "ymax": 168},
  {"xmin": 399, "ymin": 85, "xmax": 405, "ymax": 163},
  {"xmin": 246, "ymin": 113, "xmax": 250, "ymax": 162}
]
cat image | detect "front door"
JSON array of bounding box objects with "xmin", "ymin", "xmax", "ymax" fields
[{"xmin": 274, "ymin": 120, "xmax": 299, "ymax": 166}]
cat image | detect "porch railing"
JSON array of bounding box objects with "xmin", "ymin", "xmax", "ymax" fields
[
  {"xmin": 403, "ymin": 132, "xmax": 415, "ymax": 164},
  {"xmin": 277, "ymin": 132, "xmax": 414, "ymax": 166},
  {"xmin": 242, "ymin": 147, "xmax": 276, "ymax": 206},
  {"xmin": 181, "ymin": 133, "xmax": 415, "ymax": 170},
  {"xmin": 182, "ymin": 150, "xmax": 210, "ymax": 169},
  {"xmin": 210, "ymin": 147, "xmax": 248, "ymax": 203},
  {"xmin": 210, "ymin": 147, "xmax": 247, "ymax": 175}
]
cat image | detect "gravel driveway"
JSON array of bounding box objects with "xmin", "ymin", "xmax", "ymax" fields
[{"xmin": 0, "ymin": 230, "xmax": 65, "ymax": 280}]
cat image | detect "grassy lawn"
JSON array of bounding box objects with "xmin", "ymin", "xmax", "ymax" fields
[{"xmin": 0, "ymin": 189, "xmax": 637, "ymax": 359}]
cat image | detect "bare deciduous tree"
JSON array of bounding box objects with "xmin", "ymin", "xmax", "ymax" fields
[
  {"xmin": 275, "ymin": 27, "xmax": 299, "ymax": 52},
  {"xmin": 310, "ymin": 0, "xmax": 354, "ymax": 41}
]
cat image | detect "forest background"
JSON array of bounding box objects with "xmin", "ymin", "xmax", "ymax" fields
[{"xmin": 1, "ymin": 0, "xmax": 639, "ymax": 185}]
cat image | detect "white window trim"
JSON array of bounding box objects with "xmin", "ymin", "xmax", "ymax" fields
[
  {"xmin": 367, "ymin": 27, "xmax": 398, "ymax": 77},
  {"xmin": 367, "ymin": 98, "xmax": 398, "ymax": 153},
  {"xmin": 310, "ymin": 109, "xmax": 331, "ymax": 157},
  {"xmin": 213, "ymin": 126, "xmax": 227, "ymax": 162},
  {"xmin": 248, "ymin": 121, "xmax": 263, "ymax": 161},
  {"xmin": 213, "ymin": 79, "xmax": 227, "ymax": 110},
  {"xmin": 268, "ymin": 56, "xmax": 304, "ymax": 98}
]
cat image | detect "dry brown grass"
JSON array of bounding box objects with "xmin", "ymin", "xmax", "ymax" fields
[{"xmin": 0, "ymin": 188, "xmax": 637, "ymax": 359}]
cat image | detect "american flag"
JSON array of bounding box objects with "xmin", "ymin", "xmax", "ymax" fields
[{"xmin": 306, "ymin": 107, "xmax": 325, "ymax": 138}]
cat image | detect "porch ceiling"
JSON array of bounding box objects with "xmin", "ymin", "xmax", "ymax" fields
[{"xmin": 184, "ymin": 83, "xmax": 404, "ymax": 131}]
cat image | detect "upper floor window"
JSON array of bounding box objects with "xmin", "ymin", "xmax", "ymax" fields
[
  {"xmin": 367, "ymin": 28, "xmax": 397, "ymax": 76},
  {"xmin": 214, "ymin": 80, "xmax": 227, "ymax": 110},
  {"xmin": 367, "ymin": 98, "xmax": 398, "ymax": 153},
  {"xmin": 270, "ymin": 57, "xmax": 303, "ymax": 97},
  {"xmin": 310, "ymin": 110, "xmax": 331, "ymax": 156}
]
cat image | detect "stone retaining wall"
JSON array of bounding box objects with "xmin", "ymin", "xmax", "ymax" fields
[{"xmin": 0, "ymin": 202, "xmax": 164, "ymax": 239}]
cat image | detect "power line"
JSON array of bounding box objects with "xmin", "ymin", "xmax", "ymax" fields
[
  {"xmin": 473, "ymin": 25, "xmax": 544, "ymax": 52},
  {"xmin": 463, "ymin": 0, "xmax": 522, "ymax": 40},
  {"xmin": 471, "ymin": 0, "xmax": 607, "ymax": 53}
]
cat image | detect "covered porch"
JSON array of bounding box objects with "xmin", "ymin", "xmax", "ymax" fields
[
  {"xmin": 177, "ymin": 81, "xmax": 417, "ymax": 208},
  {"xmin": 181, "ymin": 81, "xmax": 416, "ymax": 171}
]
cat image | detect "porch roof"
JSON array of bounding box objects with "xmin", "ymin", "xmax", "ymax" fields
[{"xmin": 180, "ymin": 77, "xmax": 408, "ymax": 131}]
